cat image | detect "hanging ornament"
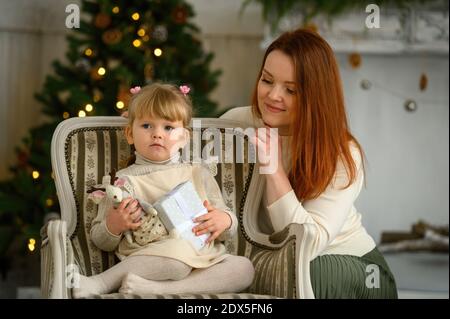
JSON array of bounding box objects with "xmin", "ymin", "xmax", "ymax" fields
[
  {"xmin": 75, "ymin": 58, "xmax": 91, "ymax": 72},
  {"xmin": 419, "ymin": 73, "xmax": 428, "ymax": 91},
  {"xmin": 94, "ymin": 13, "xmax": 112, "ymax": 29},
  {"xmin": 360, "ymin": 79, "xmax": 372, "ymax": 90},
  {"xmin": 152, "ymin": 25, "xmax": 168, "ymax": 41},
  {"xmin": 172, "ymin": 5, "xmax": 188, "ymax": 24},
  {"xmin": 102, "ymin": 29, "xmax": 123, "ymax": 45},
  {"xmin": 349, "ymin": 52, "xmax": 362, "ymax": 69},
  {"xmin": 404, "ymin": 99, "xmax": 418, "ymax": 112}
]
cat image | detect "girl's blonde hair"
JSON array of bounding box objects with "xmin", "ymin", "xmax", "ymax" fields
[{"xmin": 127, "ymin": 82, "xmax": 192, "ymax": 128}]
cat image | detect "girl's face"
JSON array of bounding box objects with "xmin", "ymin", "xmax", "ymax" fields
[
  {"xmin": 257, "ymin": 50, "xmax": 297, "ymax": 135},
  {"xmin": 126, "ymin": 116, "xmax": 188, "ymax": 162}
]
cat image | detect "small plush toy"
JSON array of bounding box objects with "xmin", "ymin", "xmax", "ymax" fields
[{"xmin": 87, "ymin": 170, "xmax": 158, "ymax": 244}]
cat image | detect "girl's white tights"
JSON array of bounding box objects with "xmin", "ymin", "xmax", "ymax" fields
[
  {"xmin": 72, "ymin": 255, "xmax": 254, "ymax": 298},
  {"xmin": 119, "ymin": 255, "xmax": 254, "ymax": 296}
]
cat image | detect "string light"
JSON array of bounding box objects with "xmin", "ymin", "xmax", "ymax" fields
[
  {"xmin": 133, "ymin": 39, "xmax": 142, "ymax": 48},
  {"xmin": 154, "ymin": 48, "xmax": 162, "ymax": 57},
  {"xmin": 84, "ymin": 48, "xmax": 93, "ymax": 57},
  {"xmin": 112, "ymin": 6, "xmax": 120, "ymax": 14},
  {"xmin": 46, "ymin": 198, "xmax": 54, "ymax": 207},
  {"xmin": 131, "ymin": 13, "xmax": 140, "ymax": 21},
  {"xmin": 78, "ymin": 110, "xmax": 86, "ymax": 117},
  {"xmin": 63, "ymin": 112, "xmax": 70, "ymax": 119},
  {"xmin": 116, "ymin": 101, "xmax": 125, "ymax": 109},
  {"xmin": 85, "ymin": 104, "xmax": 93, "ymax": 112},
  {"xmin": 137, "ymin": 28, "xmax": 146, "ymax": 37},
  {"xmin": 28, "ymin": 238, "xmax": 36, "ymax": 252},
  {"xmin": 97, "ymin": 67, "xmax": 106, "ymax": 76},
  {"xmin": 142, "ymin": 35, "xmax": 150, "ymax": 42},
  {"xmin": 32, "ymin": 171, "xmax": 40, "ymax": 179}
]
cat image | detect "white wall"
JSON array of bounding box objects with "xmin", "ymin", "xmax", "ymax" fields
[
  {"xmin": 0, "ymin": 0, "xmax": 448, "ymax": 243},
  {"xmin": 337, "ymin": 53, "xmax": 449, "ymax": 242}
]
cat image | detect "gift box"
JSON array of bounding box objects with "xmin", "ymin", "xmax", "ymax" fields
[{"xmin": 153, "ymin": 180, "xmax": 209, "ymax": 251}]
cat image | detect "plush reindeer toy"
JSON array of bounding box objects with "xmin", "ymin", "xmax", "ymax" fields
[{"xmin": 87, "ymin": 170, "xmax": 158, "ymax": 244}]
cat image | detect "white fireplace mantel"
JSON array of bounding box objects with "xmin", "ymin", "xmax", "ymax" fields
[{"xmin": 261, "ymin": 6, "xmax": 449, "ymax": 55}]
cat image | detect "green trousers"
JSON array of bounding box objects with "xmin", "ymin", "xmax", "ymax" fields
[{"xmin": 310, "ymin": 247, "xmax": 398, "ymax": 299}]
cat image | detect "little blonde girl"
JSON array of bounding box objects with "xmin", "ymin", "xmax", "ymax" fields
[{"xmin": 73, "ymin": 83, "xmax": 254, "ymax": 298}]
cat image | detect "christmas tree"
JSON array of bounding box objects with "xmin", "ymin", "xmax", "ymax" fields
[{"xmin": 0, "ymin": 0, "xmax": 221, "ymax": 276}]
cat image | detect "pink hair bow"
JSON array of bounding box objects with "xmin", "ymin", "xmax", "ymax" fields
[
  {"xmin": 130, "ymin": 86, "xmax": 141, "ymax": 94},
  {"xmin": 179, "ymin": 85, "xmax": 190, "ymax": 96}
]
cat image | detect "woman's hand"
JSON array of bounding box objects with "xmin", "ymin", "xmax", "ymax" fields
[
  {"xmin": 192, "ymin": 200, "xmax": 232, "ymax": 244},
  {"xmin": 250, "ymin": 125, "xmax": 284, "ymax": 175},
  {"xmin": 106, "ymin": 197, "xmax": 143, "ymax": 236},
  {"xmin": 251, "ymin": 126, "xmax": 293, "ymax": 205}
]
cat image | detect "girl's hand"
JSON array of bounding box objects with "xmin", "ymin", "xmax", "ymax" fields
[
  {"xmin": 121, "ymin": 111, "xmax": 128, "ymax": 118},
  {"xmin": 249, "ymin": 125, "xmax": 284, "ymax": 175},
  {"xmin": 192, "ymin": 200, "xmax": 232, "ymax": 244},
  {"xmin": 106, "ymin": 197, "xmax": 143, "ymax": 236}
]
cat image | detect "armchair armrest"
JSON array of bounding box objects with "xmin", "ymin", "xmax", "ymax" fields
[
  {"xmin": 41, "ymin": 219, "xmax": 72, "ymax": 299},
  {"xmin": 246, "ymin": 223, "xmax": 316, "ymax": 299}
]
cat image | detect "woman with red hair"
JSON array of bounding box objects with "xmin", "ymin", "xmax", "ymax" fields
[{"xmin": 221, "ymin": 28, "xmax": 397, "ymax": 298}]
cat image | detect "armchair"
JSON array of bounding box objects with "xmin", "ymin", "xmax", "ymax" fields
[{"xmin": 41, "ymin": 116, "xmax": 315, "ymax": 299}]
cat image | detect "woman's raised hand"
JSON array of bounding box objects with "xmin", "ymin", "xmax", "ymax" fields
[{"xmin": 250, "ymin": 125, "xmax": 284, "ymax": 175}]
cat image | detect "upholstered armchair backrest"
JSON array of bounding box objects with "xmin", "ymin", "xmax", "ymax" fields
[{"xmin": 51, "ymin": 117, "xmax": 255, "ymax": 277}]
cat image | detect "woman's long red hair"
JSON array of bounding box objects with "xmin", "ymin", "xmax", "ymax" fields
[{"xmin": 252, "ymin": 28, "xmax": 365, "ymax": 201}]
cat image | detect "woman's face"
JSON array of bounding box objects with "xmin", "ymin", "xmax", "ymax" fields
[{"xmin": 257, "ymin": 50, "xmax": 297, "ymax": 135}]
